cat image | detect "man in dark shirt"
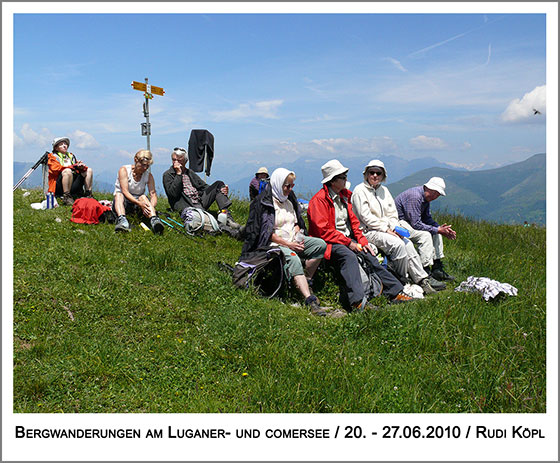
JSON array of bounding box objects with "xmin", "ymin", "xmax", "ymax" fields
[
  {"xmin": 394, "ymin": 177, "xmax": 456, "ymax": 281},
  {"xmin": 162, "ymin": 147, "xmax": 240, "ymax": 230}
]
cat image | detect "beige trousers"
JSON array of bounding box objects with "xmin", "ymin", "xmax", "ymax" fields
[
  {"xmin": 398, "ymin": 220, "xmax": 444, "ymax": 268},
  {"xmin": 364, "ymin": 230, "xmax": 429, "ymax": 284}
]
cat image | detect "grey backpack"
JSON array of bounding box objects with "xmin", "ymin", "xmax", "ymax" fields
[
  {"xmin": 180, "ymin": 207, "xmax": 221, "ymax": 235},
  {"xmin": 355, "ymin": 253, "xmax": 383, "ymax": 299}
]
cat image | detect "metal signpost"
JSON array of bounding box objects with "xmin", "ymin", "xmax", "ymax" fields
[{"xmin": 131, "ymin": 78, "xmax": 165, "ymax": 152}]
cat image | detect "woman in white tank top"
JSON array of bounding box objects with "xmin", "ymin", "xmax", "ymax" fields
[{"xmin": 112, "ymin": 149, "xmax": 164, "ymax": 234}]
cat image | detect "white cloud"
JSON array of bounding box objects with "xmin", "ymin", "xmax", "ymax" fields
[
  {"xmin": 501, "ymin": 85, "xmax": 546, "ymax": 123},
  {"xmin": 269, "ymin": 136, "xmax": 399, "ymax": 161},
  {"xmin": 461, "ymin": 141, "xmax": 472, "ymax": 151},
  {"xmin": 409, "ymin": 135, "xmax": 448, "ymax": 151},
  {"xmin": 18, "ymin": 123, "xmax": 54, "ymax": 147},
  {"xmin": 14, "ymin": 133, "xmax": 24, "ymax": 147},
  {"xmin": 210, "ymin": 99, "xmax": 283, "ymax": 121},
  {"xmin": 384, "ymin": 57, "xmax": 407, "ymax": 72},
  {"xmin": 69, "ymin": 130, "xmax": 100, "ymax": 150}
]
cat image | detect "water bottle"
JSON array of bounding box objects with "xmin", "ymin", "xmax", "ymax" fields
[
  {"xmin": 46, "ymin": 192, "xmax": 54, "ymax": 209},
  {"xmin": 217, "ymin": 209, "xmax": 228, "ymax": 226}
]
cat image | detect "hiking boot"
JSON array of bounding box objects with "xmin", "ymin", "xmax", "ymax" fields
[
  {"xmin": 419, "ymin": 278, "xmax": 437, "ymax": 295},
  {"xmin": 225, "ymin": 211, "xmax": 241, "ymax": 230},
  {"xmin": 390, "ymin": 292, "xmax": 414, "ymax": 304},
  {"xmin": 220, "ymin": 223, "xmax": 241, "ymax": 240},
  {"xmin": 150, "ymin": 216, "xmax": 164, "ymax": 235},
  {"xmin": 114, "ymin": 215, "xmax": 131, "ymax": 233},
  {"xmin": 62, "ymin": 192, "xmax": 74, "ymax": 206},
  {"xmin": 83, "ymin": 189, "xmax": 93, "ymax": 198},
  {"xmin": 427, "ymin": 275, "xmax": 447, "ymax": 290},
  {"xmin": 352, "ymin": 300, "xmax": 380, "ymax": 312},
  {"xmin": 431, "ymin": 260, "xmax": 455, "ymax": 281},
  {"xmin": 305, "ymin": 295, "xmax": 327, "ymax": 317},
  {"xmin": 326, "ymin": 308, "xmax": 347, "ymax": 318}
]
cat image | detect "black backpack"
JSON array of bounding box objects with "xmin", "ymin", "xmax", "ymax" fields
[{"xmin": 232, "ymin": 247, "xmax": 286, "ymax": 298}]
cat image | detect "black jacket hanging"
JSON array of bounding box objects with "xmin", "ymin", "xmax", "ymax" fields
[{"xmin": 188, "ymin": 129, "xmax": 214, "ymax": 176}]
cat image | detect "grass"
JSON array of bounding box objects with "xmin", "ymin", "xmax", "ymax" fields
[{"xmin": 12, "ymin": 189, "xmax": 546, "ymax": 413}]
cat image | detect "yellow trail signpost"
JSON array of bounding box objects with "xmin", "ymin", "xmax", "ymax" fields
[{"xmin": 131, "ymin": 78, "xmax": 165, "ymax": 151}]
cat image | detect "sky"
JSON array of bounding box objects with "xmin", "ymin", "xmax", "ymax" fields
[{"xmin": 6, "ymin": 4, "xmax": 554, "ymax": 184}]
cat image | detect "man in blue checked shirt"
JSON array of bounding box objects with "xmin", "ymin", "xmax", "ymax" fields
[{"xmin": 394, "ymin": 177, "xmax": 457, "ymax": 282}]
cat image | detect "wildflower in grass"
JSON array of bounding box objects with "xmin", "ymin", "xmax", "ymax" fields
[
  {"xmin": 394, "ymin": 386, "xmax": 398, "ymax": 391},
  {"xmin": 242, "ymin": 372, "xmax": 248, "ymax": 377}
]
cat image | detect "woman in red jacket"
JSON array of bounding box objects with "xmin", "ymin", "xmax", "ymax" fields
[{"xmin": 308, "ymin": 159, "xmax": 411, "ymax": 311}]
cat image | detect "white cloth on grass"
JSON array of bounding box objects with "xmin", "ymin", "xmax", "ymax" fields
[{"xmin": 455, "ymin": 276, "xmax": 518, "ymax": 301}]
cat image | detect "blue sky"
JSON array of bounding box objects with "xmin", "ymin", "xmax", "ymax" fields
[{"xmin": 6, "ymin": 4, "xmax": 554, "ymax": 183}]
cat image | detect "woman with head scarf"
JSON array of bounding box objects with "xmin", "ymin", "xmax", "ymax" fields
[{"xmin": 241, "ymin": 168, "xmax": 340, "ymax": 317}]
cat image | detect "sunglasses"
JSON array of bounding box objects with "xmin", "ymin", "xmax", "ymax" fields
[
  {"xmin": 333, "ymin": 174, "xmax": 347, "ymax": 181},
  {"xmin": 283, "ymin": 183, "xmax": 295, "ymax": 189},
  {"xmin": 368, "ymin": 170, "xmax": 384, "ymax": 176}
]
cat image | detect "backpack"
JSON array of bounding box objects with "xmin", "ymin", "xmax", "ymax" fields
[
  {"xmin": 232, "ymin": 247, "xmax": 286, "ymax": 298},
  {"xmin": 355, "ymin": 253, "xmax": 383, "ymax": 299},
  {"xmin": 70, "ymin": 197, "xmax": 112, "ymax": 225},
  {"xmin": 180, "ymin": 207, "xmax": 221, "ymax": 235},
  {"xmin": 258, "ymin": 178, "xmax": 269, "ymax": 194}
]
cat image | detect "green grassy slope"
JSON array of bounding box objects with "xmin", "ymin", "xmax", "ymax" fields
[{"xmin": 13, "ymin": 189, "xmax": 546, "ymax": 413}]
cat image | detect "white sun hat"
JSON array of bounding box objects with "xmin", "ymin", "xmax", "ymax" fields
[
  {"xmin": 321, "ymin": 159, "xmax": 349, "ymax": 184},
  {"xmin": 424, "ymin": 177, "xmax": 446, "ymax": 196},
  {"xmin": 362, "ymin": 159, "xmax": 387, "ymax": 180},
  {"xmin": 52, "ymin": 137, "xmax": 70, "ymax": 150}
]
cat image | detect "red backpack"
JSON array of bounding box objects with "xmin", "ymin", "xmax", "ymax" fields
[{"xmin": 70, "ymin": 198, "xmax": 111, "ymax": 224}]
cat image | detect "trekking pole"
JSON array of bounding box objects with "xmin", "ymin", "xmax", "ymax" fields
[
  {"xmin": 13, "ymin": 152, "xmax": 49, "ymax": 191},
  {"xmin": 158, "ymin": 213, "xmax": 194, "ymax": 239},
  {"xmin": 162, "ymin": 212, "xmax": 185, "ymax": 229},
  {"xmin": 159, "ymin": 216, "xmax": 177, "ymax": 230}
]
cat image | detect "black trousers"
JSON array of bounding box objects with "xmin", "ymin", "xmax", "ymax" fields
[
  {"xmin": 200, "ymin": 181, "xmax": 232, "ymax": 211},
  {"xmin": 329, "ymin": 243, "xmax": 403, "ymax": 309},
  {"xmin": 55, "ymin": 171, "xmax": 85, "ymax": 197}
]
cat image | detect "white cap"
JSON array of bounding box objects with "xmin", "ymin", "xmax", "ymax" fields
[
  {"xmin": 424, "ymin": 177, "xmax": 446, "ymax": 196},
  {"xmin": 321, "ymin": 159, "xmax": 349, "ymax": 184},
  {"xmin": 52, "ymin": 137, "xmax": 70, "ymax": 150}
]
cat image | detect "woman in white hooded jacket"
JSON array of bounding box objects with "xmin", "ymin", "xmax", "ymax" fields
[{"xmin": 351, "ymin": 160, "xmax": 445, "ymax": 294}]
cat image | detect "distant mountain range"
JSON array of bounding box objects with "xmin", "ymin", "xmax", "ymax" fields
[
  {"xmin": 13, "ymin": 153, "xmax": 545, "ymax": 225},
  {"xmin": 387, "ymin": 153, "xmax": 546, "ymax": 225},
  {"xmin": 227, "ymin": 155, "xmax": 462, "ymax": 199}
]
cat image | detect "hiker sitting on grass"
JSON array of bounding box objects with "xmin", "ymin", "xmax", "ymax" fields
[
  {"xmin": 351, "ymin": 159, "xmax": 445, "ymax": 295},
  {"xmin": 249, "ymin": 167, "xmax": 270, "ymax": 201},
  {"xmin": 241, "ymin": 168, "xmax": 338, "ymax": 317},
  {"xmin": 162, "ymin": 147, "xmax": 241, "ymax": 230},
  {"xmin": 307, "ymin": 159, "xmax": 412, "ymax": 311},
  {"xmin": 394, "ymin": 177, "xmax": 456, "ymax": 282},
  {"xmin": 48, "ymin": 137, "xmax": 94, "ymax": 206},
  {"xmin": 112, "ymin": 149, "xmax": 164, "ymax": 234}
]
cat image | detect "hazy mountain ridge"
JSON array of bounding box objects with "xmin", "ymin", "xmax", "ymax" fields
[{"xmin": 386, "ymin": 153, "xmax": 546, "ymax": 225}]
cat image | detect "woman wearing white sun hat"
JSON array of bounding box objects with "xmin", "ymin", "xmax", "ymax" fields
[{"xmin": 351, "ymin": 160, "xmax": 446, "ymax": 294}]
